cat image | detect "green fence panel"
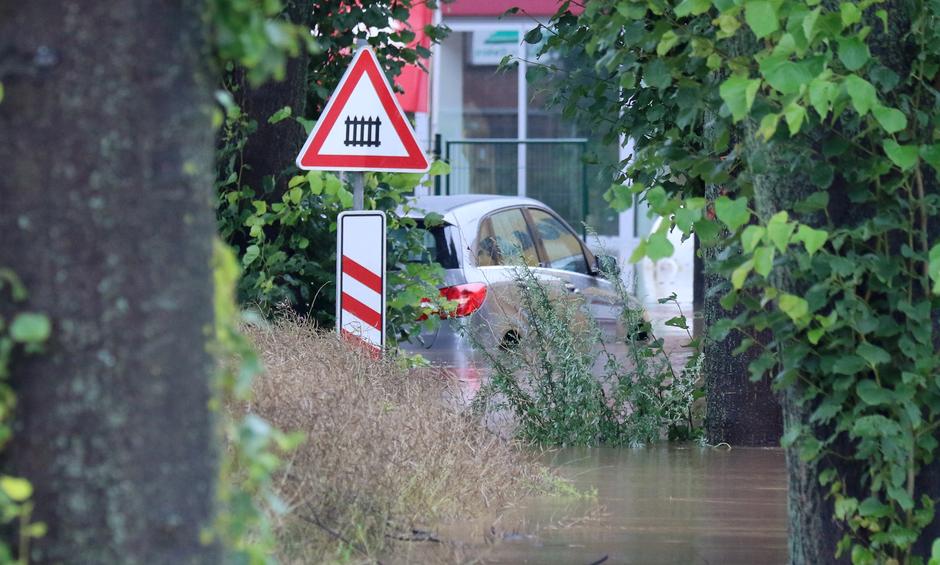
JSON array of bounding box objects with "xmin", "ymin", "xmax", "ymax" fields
[{"xmin": 444, "ymin": 139, "xmax": 589, "ymax": 235}]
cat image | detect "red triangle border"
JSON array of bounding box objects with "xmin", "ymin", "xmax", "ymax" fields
[{"xmin": 296, "ymin": 48, "xmax": 430, "ymax": 173}]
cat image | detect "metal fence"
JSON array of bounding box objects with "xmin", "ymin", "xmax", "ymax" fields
[{"xmin": 440, "ymin": 138, "xmax": 589, "ymax": 235}]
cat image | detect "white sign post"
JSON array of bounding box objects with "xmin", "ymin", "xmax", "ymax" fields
[
  {"xmin": 296, "ymin": 46, "xmax": 430, "ymax": 352},
  {"xmin": 335, "ymin": 211, "xmax": 386, "ymax": 352}
]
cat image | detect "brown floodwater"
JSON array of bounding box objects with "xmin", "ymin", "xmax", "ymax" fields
[{"xmin": 395, "ymin": 445, "xmax": 788, "ymax": 564}]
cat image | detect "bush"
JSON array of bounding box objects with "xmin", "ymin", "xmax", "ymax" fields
[
  {"xmin": 472, "ymin": 261, "xmax": 701, "ymax": 447},
  {"xmin": 232, "ymin": 318, "xmax": 544, "ymax": 562}
]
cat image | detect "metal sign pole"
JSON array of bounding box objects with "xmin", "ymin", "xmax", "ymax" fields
[{"xmin": 351, "ymin": 172, "xmax": 365, "ymax": 210}]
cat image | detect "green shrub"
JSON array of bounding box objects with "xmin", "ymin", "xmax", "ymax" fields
[{"xmin": 471, "ymin": 261, "xmax": 701, "ymax": 446}]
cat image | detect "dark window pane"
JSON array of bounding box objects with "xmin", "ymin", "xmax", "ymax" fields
[
  {"xmin": 389, "ymin": 223, "xmax": 460, "ymax": 269},
  {"xmin": 529, "ymin": 209, "xmax": 588, "ymax": 274},
  {"xmin": 477, "ymin": 209, "xmax": 538, "ymax": 267}
]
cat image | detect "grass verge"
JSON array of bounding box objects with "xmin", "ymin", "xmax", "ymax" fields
[{"xmin": 231, "ymin": 317, "xmax": 546, "ymax": 563}]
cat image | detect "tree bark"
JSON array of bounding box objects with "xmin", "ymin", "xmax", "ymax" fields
[
  {"xmin": 0, "ymin": 1, "xmax": 219, "ymax": 563},
  {"xmin": 743, "ymin": 6, "xmax": 940, "ymax": 559},
  {"xmin": 234, "ymin": 0, "xmax": 314, "ymax": 200},
  {"xmin": 702, "ymin": 270, "xmax": 783, "ymax": 446},
  {"xmin": 702, "ymin": 187, "xmax": 783, "ymax": 446}
]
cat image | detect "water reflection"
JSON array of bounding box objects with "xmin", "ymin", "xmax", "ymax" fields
[{"xmin": 400, "ymin": 446, "xmax": 787, "ymax": 564}]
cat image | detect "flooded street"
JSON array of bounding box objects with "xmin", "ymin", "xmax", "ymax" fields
[
  {"xmin": 398, "ymin": 446, "xmax": 788, "ymax": 564},
  {"xmin": 416, "ymin": 302, "xmax": 790, "ymax": 563}
]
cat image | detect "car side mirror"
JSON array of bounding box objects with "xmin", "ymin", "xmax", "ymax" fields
[{"xmin": 595, "ymin": 254, "xmax": 620, "ymax": 278}]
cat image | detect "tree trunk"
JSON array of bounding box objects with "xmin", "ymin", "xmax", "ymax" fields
[
  {"xmin": 743, "ymin": 6, "xmax": 940, "ymax": 560},
  {"xmin": 702, "ymin": 184, "xmax": 783, "ymax": 447},
  {"xmin": 234, "ymin": 0, "xmax": 314, "ymax": 200},
  {"xmin": 702, "ymin": 270, "xmax": 783, "ymax": 446},
  {"xmin": 0, "ymin": 2, "xmax": 219, "ymax": 563}
]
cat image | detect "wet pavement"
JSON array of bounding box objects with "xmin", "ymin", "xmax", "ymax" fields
[{"xmin": 397, "ymin": 445, "xmax": 788, "ymax": 564}]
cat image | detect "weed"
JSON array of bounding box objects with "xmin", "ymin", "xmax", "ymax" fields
[
  {"xmin": 471, "ymin": 259, "xmax": 702, "ymax": 446},
  {"xmin": 229, "ymin": 317, "xmax": 546, "ymax": 563}
]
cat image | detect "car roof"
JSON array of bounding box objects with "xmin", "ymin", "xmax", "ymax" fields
[{"xmin": 401, "ymin": 194, "xmax": 547, "ymax": 219}]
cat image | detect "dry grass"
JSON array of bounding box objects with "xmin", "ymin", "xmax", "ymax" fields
[{"xmin": 235, "ymin": 318, "xmax": 545, "ymax": 564}]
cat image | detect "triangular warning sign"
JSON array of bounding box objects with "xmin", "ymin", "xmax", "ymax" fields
[{"xmin": 296, "ymin": 47, "xmax": 430, "ymax": 173}]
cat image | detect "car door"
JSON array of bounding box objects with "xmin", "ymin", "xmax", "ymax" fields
[
  {"xmin": 525, "ymin": 207, "xmax": 623, "ymax": 343},
  {"xmin": 471, "ymin": 206, "xmax": 546, "ymax": 348}
]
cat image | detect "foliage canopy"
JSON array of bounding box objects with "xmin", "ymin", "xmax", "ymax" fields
[{"xmin": 533, "ymin": 0, "xmax": 940, "ymax": 561}]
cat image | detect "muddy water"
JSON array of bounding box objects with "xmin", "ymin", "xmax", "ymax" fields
[{"xmin": 400, "ymin": 446, "xmax": 788, "ymax": 564}]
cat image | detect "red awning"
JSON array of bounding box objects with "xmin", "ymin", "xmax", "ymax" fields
[
  {"xmin": 442, "ymin": 0, "xmax": 582, "ymax": 17},
  {"xmin": 394, "ymin": 4, "xmax": 432, "ymax": 113}
]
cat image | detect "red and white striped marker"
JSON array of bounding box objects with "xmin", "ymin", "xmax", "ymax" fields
[{"xmin": 336, "ymin": 211, "xmax": 386, "ymax": 352}]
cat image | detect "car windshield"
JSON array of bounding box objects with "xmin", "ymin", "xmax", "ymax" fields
[{"xmin": 388, "ymin": 221, "xmax": 460, "ymax": 269}]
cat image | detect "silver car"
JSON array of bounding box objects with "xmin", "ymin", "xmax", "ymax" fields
[{"xmin": 396, "ymin": 195, "xmax": 642, "ymax": 372}]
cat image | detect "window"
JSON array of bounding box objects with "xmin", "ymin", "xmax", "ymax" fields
[
  {"xmin": 529, "ymin": 209, "xmax": 589, "ymax": 274},
  {"xmin": 476, "ymin": 208, "xmax": 538, "ymax": 267},
  {"xmin": 389, "ymin": 222, "xmax": 460, "ymax": 269}
]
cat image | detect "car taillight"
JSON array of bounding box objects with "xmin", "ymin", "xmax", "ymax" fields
[
  {"xmin": 418, "ymin": 283, "xmax": 488, "ymax": 320},
  {"xmin": 440, "ymin": 283, "xmax": 487, "ymax": 318}
]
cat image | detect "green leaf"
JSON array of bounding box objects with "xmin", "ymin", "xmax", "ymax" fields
[
  {"xmin": 745, "ymin": 0, "xmax": 779, "ymax": 39},
  {"xmin": 0, "ymin": 82, "xmax": 4, "ymax": 104},
  {"xmin": 760, "ymin": 56, "xmax": 814, "ymax": 95},
  {"xmin": 779, "ymin": 293, "xmax": 809, "ymax": 323},
  {"xmin": 793, "ymin": 225, "xmax": 828, "ymax": 255},
  {"xmin": 858, "ymin": 497, "xmax": 892, "ymax": 518},
  {"xmin": 674, "ymin": 206, "xmax": 701, "ymax": 233},
  {"xmin": 857, "ymin": 380, "xmax": 892, "ymax": 406},
  {"xmin": 858, "ymin": 343, "xmax": 891, "ymax": 367},
  {"xmin": 288, "ymin": 187, "xmax": 302, "ymax": 205},
  {"xmin": 872, "ymin": 105, "xmax": 908, "ymax": 134},
  {"xmin": 287, "ymin": 175, "xmax": 305, "ymax": 188},
  {"xmin": 523, "ymin": 27, "xmax": 543, "ymax": 44},
  {"xmin": 767, "ymin": 211, "xmax": 794, "ymax": 252},
  {"xmin": 883, "ymin": 140, "xmax": 919, "ymax": 171},
  {"xmin": 267, "ymin": 106, "xmax": 292, "ymax": 124},
  {"xmin": 306, "ymin": 171, "xmax": 323, "ymax": 195},
  {"xmin": 784, "ymin": 103, "xmax": 807, "ymax": 135},
  {"xmin": 840, "ymin": 2, "xmax": 861, "ymax": 26},
  {"xmin": 242, "ymin": 244, "xmax": 261, "ymax": 267},
  {"xmin": 732, "ymin": 259, "xmax": 754, "ymax": 289},
  {"xmin": 694, "ymin": 218, "xmax": 721, "ymax": 244},
  {"xmin": 753, "ymin": 245, "xmax": 776, "ymax": 277},
  {"xmin": 646, "ymin": 231, "xmax": 675, "ymax": 260},
  {"xmin": 837, "ymin": 37, "xmax": 869, "ymax": 71},
  {"xmin": 845, "ymin": 74, "xmax": 877, "ymax": 116},
  {"xmin": 338, "ymin": 188, "xmax": 354, "ymax": 208},
  {"xmin": 741, "ymin": 225, "xmax": 766, "ymax": 253},
  {"xmin": 674, "ymin": 0, "xmax": 712, "ymax": 17},
  {"xmin": 808, "ymin": 77, "xmax": 835, "ymax": 118},
  {"xmin": 714, "ymin": 196, "xmax": 750, "ymax": 232},
  {"xmin": 929, "ymin": 243, "xmax": 940, "ymax": 294},
  {"xmin": 10, "ymin": 313, "xmax": 51, "ymax": 344},
  {"xmin": 428, "ymin": 160, "xmax": 451, "ymax": 176},
  {"xmin": 665, "ymin": 316, "xmax": 690, "ymax": 330},
  {"xmin": 833, "ymin": 355, "xmax": 866, "ymax": 375},
  {"xmin": 803, "ymin": 8, "xmax": 821, "ymax": 41},
  {"xmin": 644, "ymin": 59, "xmax": 672, "ymax": 90},
  {"xmin": 719, "ymin": 75, "xmax": 761, "ymax": 121},
  {"xmin": 0, "ymin": 476, "xmax": 32, "ymax": 502},
  {"xmin": 759, "ymin": 113, "xmax": 781, "ymax": 140},
  {"xmin": 920, "ymin": 144, "xmax": 940, "ymax": 174},
  {"xmin": 657, "ymin": 30, "xmax": 679, "ymax": 55}
]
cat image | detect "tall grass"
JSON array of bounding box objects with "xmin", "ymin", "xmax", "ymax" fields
[
  {"xmin": 231, "ymin": 318, "xmax": 544, "ymax": 563},
  {"xmin": 471, "ymin": 261, "xmax": 702, "ymax": 447}
]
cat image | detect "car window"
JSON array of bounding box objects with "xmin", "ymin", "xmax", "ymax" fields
[
  {"xmin": 476, "ymin": 208, "xmax": 539, "ymax": 267},
  {"xmin": 529, "ymin": 208, "xmax": 589, "ymax": 274},
  {"xmin": 388, "ymin": 222, "xmax": 460, "ymax": 269}
]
